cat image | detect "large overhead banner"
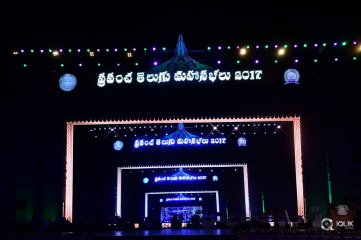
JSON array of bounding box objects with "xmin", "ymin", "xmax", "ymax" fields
[
  {"xmin": 97, "ymin": 69, "xmax": 263, "ymax": 87},
  {"xmin": 97, "ymin": 34, "xmax": 264, "ymax": 87}
]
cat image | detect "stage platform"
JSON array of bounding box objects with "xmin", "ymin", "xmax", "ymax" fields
[
  {"xmin": 84, "ymin": 229, "xmax": 361, "ymax": 240},
  {"xmin": 85, "ymin": 228, "xmax": 238, "ymax": 240},
  {"xmin": 10, "ymin": 228, "xmax": 361, "ymax": 240}
]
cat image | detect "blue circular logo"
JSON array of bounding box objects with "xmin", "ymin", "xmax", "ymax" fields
[
  {"xmin": 113, "ymin": 140, "xmax": 124, "ymax": 151},
  {"xmin": 59, "ymin": 73, "xmax": 77, "ymax": 91},
  {"xmin": 284, "ymin": 69, "xmax": 300, "ymax": 85},
  {"xmin": 237, "ymin": 137, "xmax": 247, "ymax": 147}
]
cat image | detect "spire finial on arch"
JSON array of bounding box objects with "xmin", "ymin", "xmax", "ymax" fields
[{"xmin": 174, "ymin": 34, "xmax": 188, "ymax": 58}]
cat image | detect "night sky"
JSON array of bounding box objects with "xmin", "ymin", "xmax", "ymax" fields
[{"xmin": 2, "ymin": 1, "xmax": 361, "ymax": 47}]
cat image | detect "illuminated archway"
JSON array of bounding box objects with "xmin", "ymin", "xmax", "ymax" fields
[
  {"xmin": 117, "ymin": 164, "xmax": 249, "ymax": 220},
  {"xmin": 64, "ymin": 116, "xmax": 303, "ymax": 222}
]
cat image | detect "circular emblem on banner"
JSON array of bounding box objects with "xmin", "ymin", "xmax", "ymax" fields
[
  {"xmin": 59, "ymin": 73, "xmax": 77, "ymax": 91},
  {"xmin": 284, "ymin": 69, "xmax": 300, "ymax": 85},
  {"xmin": 143, "ymin": 177, "xmax": 149, "ymax": 184},
  {"xmin": 113, "ymin": 140, "xmax": 124, "ymax": 151},
  {"xmin": 237, "ymin": 137, "xmax": 247, "ymax": 147}
]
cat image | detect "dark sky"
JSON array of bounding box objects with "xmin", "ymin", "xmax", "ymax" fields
[{"xmin": 2, "ymin": 0, "xmax": 360, "ymax": 48}]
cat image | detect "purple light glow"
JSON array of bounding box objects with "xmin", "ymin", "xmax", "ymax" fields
[
  {"xmin": 218, "ymin": 46, "xmax": 222, "ymax": 50},
  {"xmin": 333, "ymin": 42, "xmax": 338, "ymax": 46},
  {"xmin": 152, "ymin": 47, "xmax": 156, "ymax": 51},
  {"xmin": 59, "ymin": 49, "xmax": 63, "ymax": 52},
  {"xmin": 334, "ymin": 58, "xmax": 339, "ymax": 61},
  {"xmin": 97, "ymin": 49, "xmax": 100, "ymax": 52},
  {"xmin": 79, "ymin": 63, "xmax": 82, "ymax": 67},
  {"xmin": 255, "ymin": 59, "xmax": 259, "ymax": 64},
  {"xmin": 256, "ymin": 45, "xmax": 260, "ymax": 49},
  {"xmin": 117, "ymin": 63, "xmax": 120, "ymax": 66},
  {"xmin": 114, "ymin": 49, "xmax": 118, "ymax": 52},
  {"xmin": 133, "ymin": 48, "xmax": 136, "ymax": 51},
  {"xmin": 77, "ymin": 49, "xmax": 81, "ymax": 52},
  {"xmin": 314, "ymin": 43, "xmax": 318, "ymax": 47},
  {"xmin": 294, "ymin": 44, "xmax": 298, "ymax": 48},
  {"xmin": 294, "ymin": 59, "xmax": 299, "ymax": 63},
  {"xmin": 40, "ymin": 49, "xmax": 44, "ymax": 53},
  {"xmin": 274, "ymin": 45, "xmax": 278, "ymax": 48},
  {"xmin": 236, "ymin": 46, "xmax": 240, "ymax": 49},
  {"xmin": 217, "ymin": 60, "xmax": 221, "ymax": 64},
  {"xmin": 153, "ymin": 61, "xmax": 158, "ymax": 66},
  {"xmin": 353, "ymin": 41, "xmax": 357, "ymax": 45}
]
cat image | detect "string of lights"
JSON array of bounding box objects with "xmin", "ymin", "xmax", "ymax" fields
[
  {"xmin": 87, "ymin": 122, "xmax": 283, "ymax": 140},
  {"xmin": 12, "ymin": 39, "xmax": 361, "ymax": 69},
  {"xmin": 11, "ymin": 39, "xmax": 361, "ymax": 55}
]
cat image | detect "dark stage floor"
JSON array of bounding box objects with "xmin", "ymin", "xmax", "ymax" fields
[
  {"xmin": 11, "ymin": 229, "xmax": 361, "ymax": 240},
  {"xmin": 86, "ymin": 228, "xmax": 238, "ymax": 240},
  {"xmin": 84, "ymin": 229, "xmax": 361, "ymax": 240}
]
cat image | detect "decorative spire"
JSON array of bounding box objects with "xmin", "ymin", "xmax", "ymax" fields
[
  {"xmin": 174, "ymin": 34, "xmax": 189, "ymax": 58},
  {"xmin": 164, "ymin": 122, "xmax": 198, "ymax": 139},
  {"xmin": 150, "ymin": 34, "xmax": 212, "ymax": 72},
  {"xmin": 178, "ymin": 123, "xmax": 185, "ymax": 131},
  {"xmin": 172, "ymin": 168, "xmax": 190, "ymax": 177}
]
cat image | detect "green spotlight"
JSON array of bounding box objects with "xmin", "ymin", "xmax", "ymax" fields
[{"xmin": 327, "ymin": 170, "xmax": 333, "ymax": 204}]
